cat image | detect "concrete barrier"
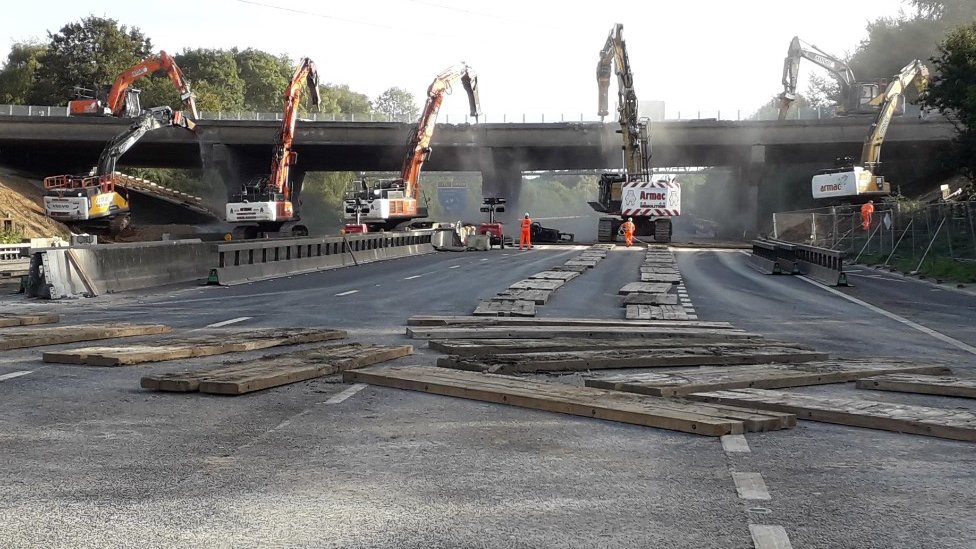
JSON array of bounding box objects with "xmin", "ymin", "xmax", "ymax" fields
[
  {"xmin": 750, "ymin": 238, "xmax": 847, "ymax": 286},
  {"xmin": 25, "ymin": 240, "xmax": 217, "ymax": 298},
  {"xmin": 213, "ymin": 230, "xmax": 435, "ymax": 285}
]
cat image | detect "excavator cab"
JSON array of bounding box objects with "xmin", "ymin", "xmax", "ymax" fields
[{"xmin": 68, "ymin": 86, "xmax": 142, "ymax": 117}]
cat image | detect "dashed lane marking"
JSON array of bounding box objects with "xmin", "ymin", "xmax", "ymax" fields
[
  {"xmin": 334, "ymin": 290, "xmax": 359, "ymax": 296},
  {"xmin": 732, "ymin": 472, "xmax": 771, "ymax": 500},
  {"xmin": 721, "ymin": 434, "xmax": 751, "ymax": 453},
  {"xmin": 0, "ymin": 370, "xmax": 33, "ymax": 382},
  {"xmin": 326, "ymin": 383, "xmax": 367, "ymax": 404},
  {"xmin": 749, "ymin": 525, "xmax": 794, "ymax": 549},
  {"xmin": 205, "ymin": 316, "xmax": 252, "ymax": 328},
  {"xmin": 449, "ymin": 265, "xmax": 461, "ymax": 269},
  {"xmin": 403, "ymin": 275, "xmax": 424, "ymax": 280},
  {"xmin": 797, "ymin": 276, "xmax": 976, "ymax": 356}
]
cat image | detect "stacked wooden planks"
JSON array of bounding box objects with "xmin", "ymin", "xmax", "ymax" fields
[
  {"xmin": 0, "ymin": 313, "xmax": 61, "ymax": 328},
  {"xmin": 142, "ymin": 343, "xmax": 413, "ymax": 395},
  {"xmin": 587, "ymin": 360, "xmax": 952, "ymax": 397},
  {"xmin": 688, "ymin": 388, "xmax": 976, "ymax": 442},
  {"xmin": 476, "ymin": 244, "xmax": 612, "ymax": 317},
  {"xmin": 0, "ymin": 323, "xmax": 172, "ymax": 351},
  {"xmin": 620, "ymin": 246, "xmax": 687, "ymax": 320},
  {"xmin": 345, "ymin": 365, "xmax": 795, "ymax": 437},
  {"xmin": 43, "ymin": 328, "xmax": 347, "ymax": 366}
]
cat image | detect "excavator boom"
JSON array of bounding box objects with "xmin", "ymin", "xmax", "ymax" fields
[
  {"xmin": 69, "ymin": 51, "xmax": 199, "ymax": 119},
  {"xmin": 860, "ymin": 59, "xmax": 928, "ymax": 168},
  {"xmin": 400, "ymin": 64, "xmax": 480, "ymax": 199},
  {"xmin": 777, "ymin": 36, "xmax": 876, "ymax": 120}
]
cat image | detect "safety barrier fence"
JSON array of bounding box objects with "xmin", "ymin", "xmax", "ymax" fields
[
  {"xmin": 213, "ymin": 230, "xmax": 435, "ymax": 285},
  {"xmin": 751, "ymin": 238, "xmax": 848, "ymax": 286},
  {"xmin": 0, "ymin": 244, "xmax": 31, "ymax": 281}
]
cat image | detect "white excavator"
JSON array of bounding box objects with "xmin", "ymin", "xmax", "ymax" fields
[{"xmin": 811, "ymin": 59, "xmax": 929, "ymax": 201}]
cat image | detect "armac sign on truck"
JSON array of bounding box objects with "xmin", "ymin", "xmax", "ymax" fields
[{"xmin": 621, "ymin": 179, "xmax": 681, "ymax": 217}]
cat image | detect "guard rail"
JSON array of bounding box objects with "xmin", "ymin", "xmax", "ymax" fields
[{"xmin": 751, "ymin": 238, "xmax": 848, "ymax": 286}]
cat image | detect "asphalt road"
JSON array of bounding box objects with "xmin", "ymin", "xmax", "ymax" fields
[{"xmin": 1, "ymin": 245, "xmax": 974, "ymax": 548}]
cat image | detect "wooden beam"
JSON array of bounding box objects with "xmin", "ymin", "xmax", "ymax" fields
[
  {"xmin": 619, "ymin": 282, "xmax": 675, "ymax": 295},
  {"xmin": 856, "ymin": 373, "xmax": 976, "ymax": 399},
  {"xmin": 407, "ymin": 325, "xmax": 761, "ymax": 341},
  {"xmin": 0, "ymin": 323, "xmax": 171, "ymax": 351},
  {"xmin": 588, "ymin": 360, "xmax": 952, "ymax": 397},
  {"xmin": 437, "ymin": 346, "xmax": 828, "ymax": 374},
  {"xmin": 43, "ymin": 328, "xmax": 347, "ymax": 366},
  {"xmin": 406, "ymin": 315, "xmax": 733, "ymax": 329},
  {"xmin": 428, "ymin": 338, "xmax": 814, "ymax": 357},
  {"xmin": 688, "ymin": 388, "xmax": 976, "ymax": 442},
  {"xmin": 473, "ymin": 300, "xmax": 536, "ymax": 317},
  {"xmin": 344, "ymin": 365, "xmax": 796, "ymax": 436},
  {"xmin": 0, "ymin": 313, "xmax": 60, "ymax": 328},
  {"xmin": 141, "ymin": 344, "xmax": 412, "ymax": 394}
]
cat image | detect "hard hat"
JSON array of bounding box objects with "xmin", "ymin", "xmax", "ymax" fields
[
  {"xmin": 628, "ymin": 217, "xmax": 633, "ymax": 221},
  {"xmin": 524, "ymin": 212, "xmax": 529, "ymax": 217}
]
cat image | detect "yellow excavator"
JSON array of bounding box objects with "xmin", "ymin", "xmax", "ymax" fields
[{"xmin": 811, "ymin": 60, "xmax": 929, "ymax": 201}]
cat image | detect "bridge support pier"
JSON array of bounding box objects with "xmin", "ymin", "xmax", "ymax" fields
[
  {"xmin": 479, "ymin": 148, "xmax": 522, "ymax": 218},
  {"xmin": 733, "ymin": 145, "xmax": 765, "ymax": 238}
]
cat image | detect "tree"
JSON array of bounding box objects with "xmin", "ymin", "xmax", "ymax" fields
[
  {"xmin": 174, "ymin": 48, "xmax": 245, "ymax": 111},
  {"xmin": 374, "ymin": 87, "xmax": 418, "ymax": 121},
  {"xmin": 0, "ymin": 42, "xmax": 46, "ymax": 104},
  {"xmin": 920, "ymin": 22, "xmax": 976, "ymax": 185},
  {"xmin": 320, "ymin": 83, "xmax": 372, "ymax": 115},
  {"xmin": 29, "ymin": 16, "xmax": 153, "ymax": 105},
  {"xmin": 235, "ymin": 49, "xmax": 291, "ymax": 112}
]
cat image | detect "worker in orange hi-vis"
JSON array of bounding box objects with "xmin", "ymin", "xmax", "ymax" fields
[
  {"xmin": 621, "ymin": 217, "xmax": 636, "ymax": 247},
  {"xmin": 520, "ymin": 212, "xmax": 533, "ymax": 250},
  {"xmin": 860, "ymin": 200, "xmax": 875, "ymax": 231}
]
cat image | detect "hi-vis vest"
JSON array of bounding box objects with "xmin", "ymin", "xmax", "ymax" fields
[{"xmin": 521, "ymin": 218, "xmax": 532, "ymax": 231}]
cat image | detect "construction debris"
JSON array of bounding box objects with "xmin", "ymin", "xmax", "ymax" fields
[
  {"xmin": 345, "ymin": 365, "xmax": 795, "ymax": 436},
  {"xmin": 142, "ymin": 343, "xmax": 412, "ymax": 395},
  {"xmin": 0, "ymin": 323, "xmax": 171, "ymax": 351},
  {"xmin": 688, "ymin": 388, "xmax": 976, "ymax": 442},
  {"xmin": 856, "ymin": 373, "xmax": 976, "ymax": 400},
  {"xmin": 43, "ymin": 328, "xmax": 346, "ymax": 366},
  {"xmin": 587, "ymin": 360, "xmax": 952, "ymax": 397}
]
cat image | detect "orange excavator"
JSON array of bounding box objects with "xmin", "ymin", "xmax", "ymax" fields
[
  {"xmin": 225, "ymin": 57, "xmax": 320, "ymax": 239},
  {"xmin": 68, "ymin": 50, "xmax": 199, "ymax": 119},
  {"xmin": 343, "ymin": 63, "xmax": 480, "ymax": 232}
]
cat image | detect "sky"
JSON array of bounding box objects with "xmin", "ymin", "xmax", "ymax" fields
[{"xmin": 0, "ymin": 0, "xmax": 914, "ymax": 121}]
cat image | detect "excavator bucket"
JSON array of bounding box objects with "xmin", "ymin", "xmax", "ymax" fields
[{"xmin": 461, "ymin": 70, "xmax": 480, "ymax": 119}]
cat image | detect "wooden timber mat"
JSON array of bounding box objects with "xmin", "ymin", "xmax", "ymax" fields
[
  {"xmin": 587, "ymin": 360, "xmax": 952, "ymax": 397},
  {"xmin": 43, "ymin": 328, "xmax": 346, "ymax": 366},
  {"xmin": 688, "ymin": 388, "xmax": 976, "ymax": 442},
  {"xmin": 619, "ymin": 282, "xmax": 676, "ymax": 295},
  {"xmin": 345, "ymin": 365, "xmax": 794, "ymax": 436},
  {"xmin": 406, "ymin": 315, "xmax": 733, "ymax": 329},
  {"xmin": 0, "ymin": 313, "xmax": 60, "ymax": 328},
  {"xmin": 856, "ymin": 373, "xmax": 976, "ymax": 399},
  {"xmin": 622, "ymin": 293, "xmax": 679, "ymax": 305},
  {"xmin": 473, "ymin": 300, "xmax": 536, "ymax": 317},
  {"xmin": 625, "ymin": 304, "xmax": 689, "ymax": 320},
  {"xmin": 428, "ymin": 337, "xmax": 815, "ymax": 357},
  {"xmin": 492, "ymin": 289, "xmax": 551, "ymax": 305},
  {"xmin": 437, "ymin": 346, "xmax": 828, "ymax": 374},
  {"xmin": 406, "ymin": 325, "xmax": 762, "ymax": 341},
  {"xmin": 141, "ymin": 343, "xmax": 412, "ymax": 395},
  {"xmin": 0, "ymin": 323, "xmax": 171, "ymax": 351}
]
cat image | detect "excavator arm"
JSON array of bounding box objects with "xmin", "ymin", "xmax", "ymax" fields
[
  {"xmin": 777, "ymin": 37, "xmax": 858, "ymax": 120},
  {"xmin": 72, "ymin": 51, "xmax": 199, "ymax": 119},
  {"xmin": 860, "ymin": 60, "xmax": 929, "ymax": 169},
  {"xmin": 399, "ymin": 63, "xmax": 480, "ymax": 200},
  {"xmin": 95, "ymin": 107, "xmax": 195, "ymax": 175},
  {"xmin": 597, "ymin": 24, "xmax": 649, "ymax": 178},
  {"xmin": 267, "ymin": 57, "xmax": 320, "ymax": 204}
]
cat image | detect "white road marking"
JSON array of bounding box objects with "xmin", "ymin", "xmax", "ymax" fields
[
  {"xmin": 749, "ymin": 525, "xmax": 793, "ymax": 549},
  {"xmin": 732, "ymin": 472, "xmax": 771, "ymax": 500},
  {"xmin": 334, "ymin": 290, "xmax": 359, "ymax": 296},
  {"xmin": 721, "ymin": 434, "xmax": 751, "ymax": 453},
  {"xmin": 205, "ymin": 316, "xmax": 252, "ymax": 328},
  {"xmin": 326, "ymin": 383, "xmax": 367, "ymax": 404},
  {"xmin": 449, "ymin": 265, "xmax": 461, "ymax": 269},
  {"xmin": 480, "ymin": 258, "xmax": 489, "ymax": 261},
  {"xmin": 797, "ymin": 276, "xmax": 976, "ymax": 355},
  {"xmin": 0, "ymin": 370, "xmax": 33, "ymax": 382},
  {"xmin": 403, "ymin": 275, "xmax": 423, "ymax": 280}
]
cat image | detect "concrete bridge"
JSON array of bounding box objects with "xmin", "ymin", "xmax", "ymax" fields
[{"xmin": 0, "ymin": 114, "xmax": 956, "ymax": 213}]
